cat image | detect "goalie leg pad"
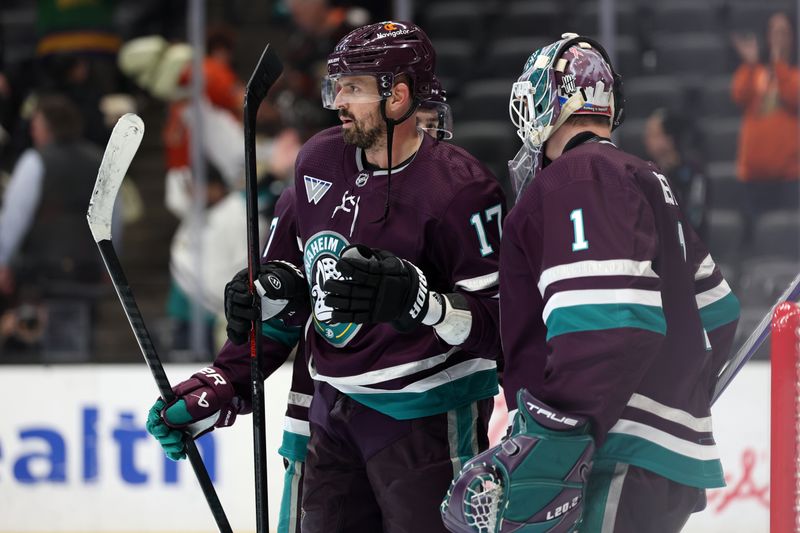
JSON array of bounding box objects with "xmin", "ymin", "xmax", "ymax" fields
[{"xmin": 441, "ymin": 389, "xmax": 594, "ymax": 533}]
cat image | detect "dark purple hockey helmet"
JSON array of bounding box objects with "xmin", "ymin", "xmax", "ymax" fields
[{"xmin": 322, "ymin": 21, "xmax": 437, "ymax": 109}]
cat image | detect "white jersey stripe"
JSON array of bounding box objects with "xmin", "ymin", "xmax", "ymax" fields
[
  {"xmin": 542, "ymin": 288, "xmax": 663, "ymax": 324},
  {"xmin": 627, "ymin": 393, "xmax": 713, "ymax": 433},
  {"xmin": 538, "ymin": 259, "xmax": 659, "ymax": 296},
  {"xmin": 313, "ymin": 358, "xmax": 497, "ymax": 394},
  {"xmin": 308, "ymin": 346, "xmax": 460, "ymax": 387},
  {"xmin": 696, "ymin": 280, "xmax": 732, "ymax": 309},
  {"xmin": 694, "ymin": 254, "xmax": 716, "ymax": 281},
  {"xmin": 456, "ymin": 271, "xmax": 500, "ymax": 292},
  {"xmin": 283, "ymin": 416, "xmax": 311, "ymax": 436},
  {"xmin": 608, "ymin": 420, "xmax": 720, "ymax": 461}
]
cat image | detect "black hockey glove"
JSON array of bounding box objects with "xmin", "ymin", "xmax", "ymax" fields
[
  {"xmin": 224, "ymin": 260, "xmax": 307, "ymax": 345},
  {"xmin": 323, "ymin": 244, "xmax": 430, "ymax": 332}
]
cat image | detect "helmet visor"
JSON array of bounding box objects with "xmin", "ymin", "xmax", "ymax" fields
[
  {"xmin": 416, "ymin": 101, "xmax": 454, "ymax": 140},
  {"xmin": 321, "ymin": 73, "xmax": 393, "ymax": 110}
]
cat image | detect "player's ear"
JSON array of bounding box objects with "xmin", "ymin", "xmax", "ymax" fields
[{"xmin": 387, "ymin": 80, "xmax": 412, "ymax": 117}]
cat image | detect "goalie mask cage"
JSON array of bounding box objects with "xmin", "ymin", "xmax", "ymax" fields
[{"xmin": 772, "ymin": 301, "xmax": 800, "ymax": 533}]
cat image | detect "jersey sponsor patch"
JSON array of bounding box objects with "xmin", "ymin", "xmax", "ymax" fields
[
  {"xmin": 304, "ymin": 175, "xmax": 332, "ymax": 204},
  {"xmin": 303, "ymin": 230, "xmax": 361, "ymax": 347}
]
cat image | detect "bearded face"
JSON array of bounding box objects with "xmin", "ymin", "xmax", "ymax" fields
[{"xmin": 339, "ymin": 104, "xmax": 386, "ymax": 149}]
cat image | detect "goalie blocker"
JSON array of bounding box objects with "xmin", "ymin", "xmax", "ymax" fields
[{"xmin": 441, "ymin": 389, "xmax": 594, "ymax": 533}]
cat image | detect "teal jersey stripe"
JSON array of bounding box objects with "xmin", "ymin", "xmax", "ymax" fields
[
  {"xmin": 546, "ymin": 303, "xmax": 667, "ymax": 341},
  {"xmin": 454, "ymin": 403, "xmax": 477, "ymax": 462},
  {"xmin": 261, "ymin": 319, "xmax": 302, "ymax": 348},
  {"xmin": 278, "ymin": 431, "xmax": 310, "ymax": 462},
  {"xmin": 597, "ymin": 433, "xmax": 725, "ymax": 489},
  {"xmin": 699, "ymin": 292, "xmax": 740, "ymax": 332},
  {"xmin": 348, "ymin": 368, "xmax": 499, "ymax": 420}
]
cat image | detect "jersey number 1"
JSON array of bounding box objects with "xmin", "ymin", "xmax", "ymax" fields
[{"xmin": 570, "ymin": 209, "xmax": 589, "ymax": 251}]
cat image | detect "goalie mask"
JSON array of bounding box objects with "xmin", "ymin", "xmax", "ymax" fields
[{"xmin": 507, "ymin": 33, "xmax": 624, "ymax": 201}]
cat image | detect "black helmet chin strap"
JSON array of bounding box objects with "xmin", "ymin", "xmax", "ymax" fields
[{"xmin": 373, "ymin": 98, "xmax": 418, "ymax": 223}]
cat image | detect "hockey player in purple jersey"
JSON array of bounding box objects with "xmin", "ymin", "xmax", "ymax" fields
[
  {"xmin": 146, "ymin": 21, "xmax": 503, "ymax": 533},
  {"xmin": 274, "ymin": 85, "xmax": 457, "ymax": 533},
  {"xmin": 441, "ymin": 34, "xmax": 740, "ymax": 533}
]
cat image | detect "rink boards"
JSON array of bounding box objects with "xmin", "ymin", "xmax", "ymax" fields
[{"xmin": 0, "ymin": 362, "xmax": 770, "ymax": 533}]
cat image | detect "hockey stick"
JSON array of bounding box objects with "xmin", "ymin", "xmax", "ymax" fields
[
  {"xmin": 87, "ymin": 114, "xmax": 233, "ymax": 533},
  {"xmin": 712, "ymin": 271, "xmax": 800, "ymax": 404},
  {"xmin": 243, "ymin": 44, "xmax": 284, "ymax": 533}
]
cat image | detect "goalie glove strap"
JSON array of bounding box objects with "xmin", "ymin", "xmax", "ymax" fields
[{"xmin": 423, "ymin": 292, "xmax": 472, "ymax": 346}]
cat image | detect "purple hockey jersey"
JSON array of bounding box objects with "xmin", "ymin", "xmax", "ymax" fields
[
  {"xmin": 500, "ymin": 138, "xmax": 739, "ymax": 489},
  {"xmin": 222, "ymin": 126, "xmax": 505, "ymax": 421}
]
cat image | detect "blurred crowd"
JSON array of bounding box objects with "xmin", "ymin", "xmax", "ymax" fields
[{"xmin": 0, "ymin": 0, "xmax": 797, "ymax": 362}]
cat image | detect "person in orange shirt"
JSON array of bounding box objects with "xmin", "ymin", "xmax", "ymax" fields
[
  {"xmin": 731, "ymin": 11, "xmax": 800, "ymax": 244},
  {"xmin": 163, "ymin": 25, "xmax": 245, "ymax": 171}
]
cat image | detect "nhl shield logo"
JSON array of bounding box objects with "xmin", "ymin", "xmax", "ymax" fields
[
  {"xmin": 304, "ymin": 175, "xmax": 332, "ymax": 204},
  {"xmin": 303, "ymin": 230, "xmax": 361, "ymax": 347},
  {"xmin": 356, "ymin": 172, "xmax": 369, "ymax": 187}
]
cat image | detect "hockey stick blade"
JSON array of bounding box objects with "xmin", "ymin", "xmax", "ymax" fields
[
  {"xmin": 712, "ymin": 271, "xmax": 800, "ymax": 404},
  {"xmin": 245, "ymin": 44, "xmax": 283, "ymax": 107},
  {"xmin": 87, "ymin": 114, "xmax": 233, "ymax": 533},
  {"xmin": 87, "ymin": 113, "xmax": 143, "ymax": 242}
]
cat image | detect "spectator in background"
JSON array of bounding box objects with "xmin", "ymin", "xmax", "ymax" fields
[
  {"xmin": 166, "ymin": 164, "xmax": 249, "ymax": 358},
  {"xmin": 256, "ymin": 126, "xmax": 303, "ymax": 219},
  {"xmin": 163, "ymin": 24, "xmax": 245, "ymax": 176},
  {"xmin": 644, "ymin": 107, "xmax": 709, "ymax": 240},
  {"xmin": 38, "ymin": 54, "xmax": 111, "ymax": 148},
  {"xmin": 275, "ymin": 0, "xmax": 361, "ymax": 136},
  {"xmin": 731, "ymin": 11, "xmax": 800, "ymax": 245},
  {"xmin": 0, "ymin": 94, "xmax": 105, "ymax": 297},
  {"xmin": 35, "ymin": 0, "xmax": 123, "ymax": 146},
  {"xmin": 0, "ymin": 94, "xmax": 107, "ymax": 355}
]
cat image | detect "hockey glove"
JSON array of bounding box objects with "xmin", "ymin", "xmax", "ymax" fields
[
  {"xmin": 224, "ymin": 260, "xmax": 307, "ymax": 345},
  {"xmin": 145, "ymin": 366, "xmax": 241, "ymax": 461},
  {"xmin": 323, "ymin": 244, "xmax": 431, "ymax": 332}
]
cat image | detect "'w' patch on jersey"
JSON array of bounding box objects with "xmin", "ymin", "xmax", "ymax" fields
[{"xmin": 304, "ymin": 175, "xmax": 332, "ymax": 205}]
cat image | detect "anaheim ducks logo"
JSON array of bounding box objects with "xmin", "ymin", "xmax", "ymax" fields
[{"xmin": 303, "ymin": 230, "xmax": 361, "ymax": 347}]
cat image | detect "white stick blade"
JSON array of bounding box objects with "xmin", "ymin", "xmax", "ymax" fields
[{"xmin": 87, "ymin": 113, "xmax": 145, "ymax": 242}]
